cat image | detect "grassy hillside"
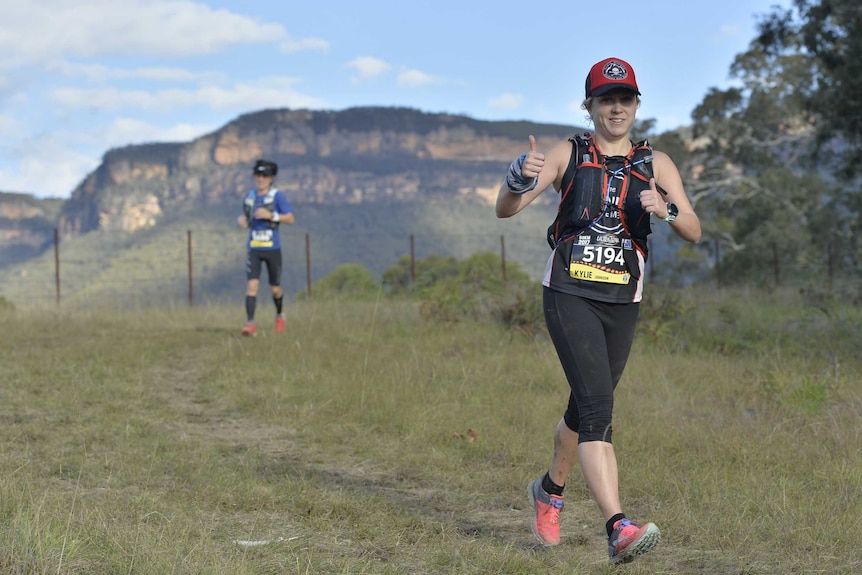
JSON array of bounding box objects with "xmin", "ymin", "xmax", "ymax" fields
[
  {"xmin": 0, "ymin": 200, "xmax": 566, "ymax": 310},
  {"xmin": 0, "ymin": 196, "xmax": 693, "ymax": 311},
  {"xmin": 0, "ymin": 289, "xmax": 859, "ymax": 573}
]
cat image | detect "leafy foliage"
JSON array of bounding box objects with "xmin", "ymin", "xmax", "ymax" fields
[
  {"xmin": 753, "ymin": 0, "xmax": 862, "ymax": 171},
  {"xmin": 306, "ymin": 263, "xmax": 381, "ymax": 300},
  {"xmin": 380, "ymin": 251, "xmax": 545, "ymax": 332},
  {"xmin": 382, "ymin": 254, "xmax": 460, "ymax": 297},
  {"xmin": 0, "ymin": 295, "xmax": 14, "ymax": 313},
  {"xmin": 680, "ymin": 0, "xmax": 862, "ymax": 288}
]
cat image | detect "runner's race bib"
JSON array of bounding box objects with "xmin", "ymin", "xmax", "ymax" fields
[
  {"xmin": 568, "ymin": 234, "xmax": 633, "ymax": 284},
  {"xmin": 250, "ymin": 229, "xmax": 274, "ymax": 248}
]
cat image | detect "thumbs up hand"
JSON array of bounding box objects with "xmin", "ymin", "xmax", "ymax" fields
[
  {"xmin": 639, "ymin": 178, "xmax": 668, "ymax": 217},
  {"xmin": 520, "ymin": 135, "xmax": 545, "ymax": 179}
]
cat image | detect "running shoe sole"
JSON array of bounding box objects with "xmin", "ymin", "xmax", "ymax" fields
[{"xmin": 610, "ymin": 522, "xmax": 661, "ymax": 564}]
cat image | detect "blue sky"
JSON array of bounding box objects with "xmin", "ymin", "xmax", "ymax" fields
[{"xmin": 0, "ymin": 0, "xmax": 791, "ymax": 199}]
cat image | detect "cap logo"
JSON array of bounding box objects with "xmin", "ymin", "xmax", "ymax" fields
[{"xmin": 602, "ymin": 61, "xmax": 629, "ymax": 81}]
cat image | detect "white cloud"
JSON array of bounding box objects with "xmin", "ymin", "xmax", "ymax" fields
[
  {"xmin": 0, "ymin": 134, "xmax": 98, "ymax": 197},
  {"xmin": 280, "ymin": 37, "xmax": 329, "ymax": 54},
  {"xmin": 346, "ymin": 57, "xmax": 392, "ymax": 82},
  {"xmin": 116, "ymin": 68, "xmax": 222, "ymax": 83},
  {"xmin": 0, "ymin": 114, "xmax": 22, "ymax": 135},
  {"xmin": 47, "ymin": 61, "xmax": 225, "ymax": 84},
  {"xmin": 97, "ymin": 118, "xmax": 216, "ymax": 146},
  {"xmin": 397, "ymin": 69, "xmax": 435, "ymax": 87},
  {"xmin": 488, "ymin": 92, "xmax": 525, "ymax": 110},
  {"xmin": 0, "ymin": 0, "xmax": 321, "ymax": 65},
  {"xmin": 0, "ymin": 117, "xmax": 223, "ymax": 197},
  {"xmin": 51, "ymin": 77, "xmax": 327, "ymax": 112}
]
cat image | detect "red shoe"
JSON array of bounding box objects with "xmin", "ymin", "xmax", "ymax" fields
[
  {"xmin": 608, "ymin": 518, "xmax": 661, "ymax": 564},
  {"xmin": 241, "ymin": 322, "xmax": 257, "ymax": 337},
  {"xmin": 275, "ymin": 315, "xmax": 285, "ymax": 334},
  {"xmin": 528, "ymin": 477, "xmax": 563, "ymax": 545}
]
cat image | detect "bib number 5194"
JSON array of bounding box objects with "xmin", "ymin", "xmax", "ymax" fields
[{"xmin": 581, "ymin": 245, "xmax": 625, "ymax": 266}]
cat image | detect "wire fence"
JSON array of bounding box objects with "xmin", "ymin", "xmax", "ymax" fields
[
  {"xmin": 1, "ymin": 224, "xmax": 854, "ymax": 312},
  {"xmin": 0, "ymin": 226, "xmax": 559, "ymax": 311}
]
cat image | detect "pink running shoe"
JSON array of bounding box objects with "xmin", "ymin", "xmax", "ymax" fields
[
  {"xmin": 608, "ymin": 518, "xmax": 661, "ymax": 564},
  {"xmin": 527, "ymin": 477, "xmax": 564, "ymax": 545},
  {"xmin": 241, "ymin": 322, "xmax": 257, "ymax": 337},
  {"xmin": 275, "ymin": 315, "xmax": 285, "ymax": 334}
]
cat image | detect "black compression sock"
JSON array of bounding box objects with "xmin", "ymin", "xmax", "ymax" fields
[
  {"xmin": 274, "ymin": 296, "xmax": 283, "ymax": 315},
  {"xmin": 606, "ymin": 513, "xmax": 627, "ymax": 537},
  {"xmin": 245, "ymin": 296, "xmax": 256, "ymax": 321},
  {"xmin": 541, "ymin": 472, "xmax": 565, "ymax": 497}
]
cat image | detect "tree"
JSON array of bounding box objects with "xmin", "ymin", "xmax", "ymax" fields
[
  {"xmin": 680, "ymin": 0, "xmax": 862, "ymax": 288},
  {"xmin": 753, "ymin": 0, "xmax": 862, "ymax": 173}
]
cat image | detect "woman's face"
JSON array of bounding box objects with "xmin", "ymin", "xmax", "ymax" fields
[{"xmin": 588, "ymin": 89, "xmax": 639, "ymax": 139}]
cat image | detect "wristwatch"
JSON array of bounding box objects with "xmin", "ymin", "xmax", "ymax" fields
[{"xmin": 663, "ymin": 203, "xmax": 679, "ymax": 223}]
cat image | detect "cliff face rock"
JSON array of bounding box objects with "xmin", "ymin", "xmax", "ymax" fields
[
  {"xmin": 53, "ymin": 107, "xmax": 578, "ymax": 240},
  {"xmin": 2, "ymin": 107, "xmax": 580, "ymax": 244},
  {"xmin": 0, "ymin": 193, "xmax": 64, "ymax": 263}
]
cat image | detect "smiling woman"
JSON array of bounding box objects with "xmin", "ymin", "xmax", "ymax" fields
[{"xmin": 495, "ymin": 56, "xmax": 702, "ymax": 565}]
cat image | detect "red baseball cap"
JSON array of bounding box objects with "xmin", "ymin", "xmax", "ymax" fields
[{"xmin": 585, "ymin": 57, "xmax": 640, "ymax": 99}]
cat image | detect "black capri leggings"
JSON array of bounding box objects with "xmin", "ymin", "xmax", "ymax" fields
[{"xmin": 543, "ymin": 287, "xmax": 639, "ymax": 443}]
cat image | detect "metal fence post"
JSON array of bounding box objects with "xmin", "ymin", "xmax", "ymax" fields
[
  {"xmin": 54, "ymin": 228, "xmax": 60, "ymax": 306},
  {"xmin": 187, "ymin": 229, "xmax": 193, "ymax": 307}
]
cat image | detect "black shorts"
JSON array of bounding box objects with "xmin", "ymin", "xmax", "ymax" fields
[
  {"xmin": 246, "ymin": 249, "xmax": 282, "ymax": 286},
  {"xmin": 543, "ymin": 287, "xmax": 639, "ymax": 443}
]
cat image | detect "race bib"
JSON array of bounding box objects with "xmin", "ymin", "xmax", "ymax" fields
[
  {"xmin": 250, "ymin": 229, "xmax": 274, "ymax": 248},
  {"xmin": 569, "ymin": 234, "xmax": 632, "ymax": 284}
]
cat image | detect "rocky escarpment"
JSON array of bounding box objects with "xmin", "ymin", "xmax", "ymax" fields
[
  {"xmin": 54, "ymin": 107, "xmax": 580, "ymax": 240},
  {"xmin": 0, "ymin": 193, "xmax": 64, "ymax": 263}
]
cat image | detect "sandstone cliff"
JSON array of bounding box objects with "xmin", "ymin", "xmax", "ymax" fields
[
  {"xmin": 0, "ymin": 193, "xmax": 64, "ymax": 264},
  {"xmin": 52, "ymin": 107, "xmax": 580, "ymax": 240}
]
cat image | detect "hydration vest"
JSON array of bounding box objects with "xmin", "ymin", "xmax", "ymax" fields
[
  {"xmin": 244, "ymin": 188, "xmax": 280, "ymax": 229},
  {"xmin": 547, "ymin": 133, "xmax": 655, "ymax": 260}
]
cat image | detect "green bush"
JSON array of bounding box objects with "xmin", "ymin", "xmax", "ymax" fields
[
  {"xmin": 307, "ymin": 263, "xmax": 380, "ymax": 300},
  {"xmin": 0, "ymin": 295, "xmax": 15, "ymax": 313},
  {"xmin": 382, "ymin": 254, "xmax": 459, "ymax": 297},
  {"xmin": 415, "ymin": 251, "xmax": 544, "ymax": 332}
]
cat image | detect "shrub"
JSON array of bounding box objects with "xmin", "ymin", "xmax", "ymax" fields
[
  {"xmin": 0, "ymin": 295, "xmax": 15, "ymax": 313},
  {"xmin": 308, "ymin": 264, "xmax": 380, "ymax": 300},
  {"xmin": 416, "ymin": 251, "xmax": 544, "ymax": 332},
  {"xmin": 382, "ymin": 254, "xmax": 459, "ymax": 297}
]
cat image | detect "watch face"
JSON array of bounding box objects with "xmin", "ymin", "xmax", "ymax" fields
[{"xmin": 664, "ymin": 202, "xmax": 678, "ymax": 222}]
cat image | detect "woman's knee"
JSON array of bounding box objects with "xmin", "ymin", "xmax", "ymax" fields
[{"xmin": 567, "ymin": 408, "xmax": 613, "ymax": 443}]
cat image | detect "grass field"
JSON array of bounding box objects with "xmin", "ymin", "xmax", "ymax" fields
[{"xmin": 0, "ymin": 290, "xmax": 860, "ymax": 574}]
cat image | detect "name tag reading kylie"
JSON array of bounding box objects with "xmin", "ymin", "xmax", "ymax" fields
[{"xmin": 568, "ymin": 235, "xmax": 632, "ymax": 284}]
